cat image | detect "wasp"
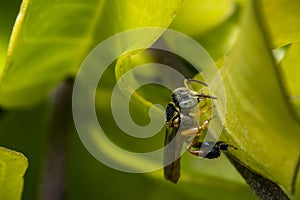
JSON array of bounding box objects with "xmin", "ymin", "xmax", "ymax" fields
[{"xmin": 164, "ymin": 79, "xmax": 237, "ymax": 183}]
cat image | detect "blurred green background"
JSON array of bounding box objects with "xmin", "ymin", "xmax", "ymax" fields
[{"xmin": 1, "ymin": 0, "xmax": 300, "ymax": 199}]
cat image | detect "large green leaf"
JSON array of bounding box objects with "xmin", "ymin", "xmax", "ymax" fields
[
  {"xmin": 259, "ymin": 0, "xmax": 300, "ymax": 47},
  {"xmin": 279, "ymin": 43, "xmax": 300, "ymax": 120},
  {"xmin": 170, "ymin": 0, "xmax": 235, "ymax": 36},
  {"xmin": 170, "ymin": 0, "xmax": 242, "ymax": 60},
  {"xmin": 253, "ymin": 0, "xmax": 300, "ymax": 123},
  {"xmin": 220, "ymin": 0, "xmax": 300, "ymax": 195},
  {"xmin": 0, "ymin": 0, "xmax": 183, "ymax": 108},
  {"xmin": 261, "ymin": 0, "xmax": 300, "ymax": 123},
  {"xmin": 0, "ymin": 147, "xmax": 28, "ymax": 200}
]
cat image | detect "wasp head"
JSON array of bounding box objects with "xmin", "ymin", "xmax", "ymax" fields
[{"xmin": 172, "ymin": 87, "xmax": 199, "ymax": 109}]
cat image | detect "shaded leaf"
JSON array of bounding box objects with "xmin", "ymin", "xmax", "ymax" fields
[{"xmin": 68, "ymin": 126, "xmax": 257, "ymax": 200}]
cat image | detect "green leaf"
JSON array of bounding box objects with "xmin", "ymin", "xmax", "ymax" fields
[
  {"xmin": 0, "ymin": 105, "xmax": 48, "ymax": 199},
  {"xmin": 170, "ymin": 0, "xmax": 235, "ymax": 36},
  {"xmin": 220, "ymin": 0, "xmax": 300, "ymax": 194},
  {"xmin": 280, "ymin": 43, "xmax": 300, "ymax": 121},
  {"xmin": 170, "ymin": 0, "xmax": 243, "ymax": 60},
  {"xmin": 0, "ymin": 0, "xmax": 22, "ymax": 69},
  {"xmin": 250, "ymin": 0, "xmax": 300, "ymax": 122},
  {"xmin": 192, "ymin": 7, "xmax": 241, "ymax": 61},
  {"xmin": 0, "ymin": 0, "xmax": 183, "ymax": 108},
  {"xmin": 259, "ymin": 0, "xmax": 300, "ymax": 47},
  {"xmin": 0, "ymin": 147, "xmax": 28, "ymax": 200}
]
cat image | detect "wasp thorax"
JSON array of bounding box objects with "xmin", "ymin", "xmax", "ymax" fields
[{"xmin": 172, "ymin": 87, "xmax": 199, "ymax": 109}]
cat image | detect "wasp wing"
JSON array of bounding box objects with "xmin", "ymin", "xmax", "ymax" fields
[{"xmin": 164, "ymin": 103, "xmax": 184, "ymax": 183}]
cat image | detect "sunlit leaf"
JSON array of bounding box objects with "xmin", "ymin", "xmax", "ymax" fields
[
  {"xmin": 259, "ymin": 0, "xmax": 300, "ymax": 47},
  {"xmin": 0, "ymin": 0, "xmax": 183, "ymax": 108},
  {"xmin": 220, "ymin": 0, "xmax": 300, "ymax": 194},
  {"xmin": 253, "ymin": 0, "xmax": 300, "ymax": 123},
  {"xmin": 170, "ymin": 0, "xmax": 243, "ymax": 60},
  {"xmin": 0, "ymin": 0, "xmax": 22, "ymax": 69},
  {"xmin": 279, "ymin": 43, "xmax": 300, "ymax": 120},
  {"xmin": 0, "ymin": 147, "xmax": 28, "ymax": 200},
  {"xmin": 170, "ymin": 0, "xmax": 235, "ymax": 36}
]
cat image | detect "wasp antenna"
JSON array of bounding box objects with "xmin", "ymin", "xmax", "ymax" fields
[
  {"xmin": 185, "ymin": 78, "xmax": 208, "ymax": 87},
  {"xmin": 196, "ymin": 94, "xmax": 218, "ymax": 100}
]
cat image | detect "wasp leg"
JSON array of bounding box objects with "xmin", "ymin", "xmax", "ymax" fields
[
  {"xmin": 190, "ymin": 104, "xmax": 215, "ymax": 117},
  {"xmin": 181, "ymin": 118, "xmax": 212, "ymax": 154},
  {"xmin": 187, "ymin": 141, "xmax": 237, "ymax": 158},
  {"xmin": 181, "ymin": 117, "xmax": 212, "ymax": 136}
]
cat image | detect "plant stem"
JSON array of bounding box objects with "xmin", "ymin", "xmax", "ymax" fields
[
  {"xmin": 291, "ymin": 155, "xmax": 300, "ymax": 194},
  {"xmin": 0, "ymin": 108, "xmax": 4, "ymax": 119},
  {"xmin": 226, "ymin": 154, "xmax": 290, "ymax": 200},
  {"xmin": 39, "ymin": 78, "xmax": 73, "ymax": 200}
]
